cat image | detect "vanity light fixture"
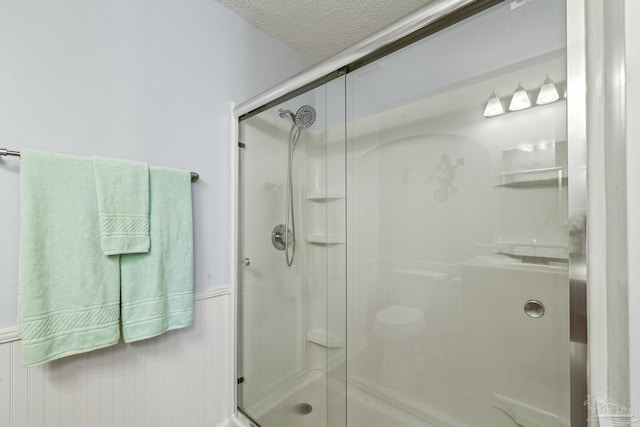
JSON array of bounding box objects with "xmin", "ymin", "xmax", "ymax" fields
[
  {"xmin": 536, "ymin": 75, "xmax": 560, "ymax": 105},
  {"xmin": 483, "ymin": 90, "xmax": 505, "ymax": 117},
  {"xmin": 509, "ymin": 83, "xmax": 531, "ymax": 111},
  {"xmin": 483, "ymin": 77, "xmax": 566, "ymax": 118}
]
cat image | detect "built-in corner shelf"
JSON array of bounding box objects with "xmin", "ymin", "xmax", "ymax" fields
[
  {"xmin": 306, "ymin": 330, "xmax": 345, "ymax": 348},
  {"xmin": 306, "ymin": 192, "xmax": 345, "ymax": 202},
  {"xmin": 307, "ymin": 234, "xmax": 345, "ymax": 245},
  {"xmin": 494, "ymin": 166, "xmax": 567, "ymax": 188}
]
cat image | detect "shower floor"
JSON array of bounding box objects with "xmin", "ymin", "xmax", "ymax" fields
[
  {"xmin": 246, "ymin": 370, "xmax": 434, "ymax": 427},
  {"xmin": 243, "ymin": 368, "xmax": 528, "ymax": 427}
]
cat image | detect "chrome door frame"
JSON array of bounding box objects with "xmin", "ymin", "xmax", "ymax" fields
[{"xmin": 567, "ymin": 0, "xmax": 588, "ymax": 424}]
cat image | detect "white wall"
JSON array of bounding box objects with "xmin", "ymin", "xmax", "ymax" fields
[
  {"xmin": 0, "ymin": 0, "xmax": 309, "ymax": 328},
  {"xmin": 0, "ymin": 0, "xmax": 310, "ymax": 425}
]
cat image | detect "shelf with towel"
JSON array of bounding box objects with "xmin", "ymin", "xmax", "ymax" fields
[{"xmin": 0, "ymin": 148, "xmax": 200, "ymax": 183}]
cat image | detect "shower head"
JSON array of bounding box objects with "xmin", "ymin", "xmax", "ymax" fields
[
  {"xmin": 295, "ymin": 105, "xmax": 316, "ymax": 129},
  {"xmin": 279, "ymin": 106, "xmax": 316, "ymax": 129},
  {"xmin": 278, "ymin": 109, "xmax": 296, "ymax": 122}
]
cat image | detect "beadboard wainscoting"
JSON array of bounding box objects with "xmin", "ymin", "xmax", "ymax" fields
[{"xmin": 0, "ymin": 289, "xmax": 233, "ymax": 427}]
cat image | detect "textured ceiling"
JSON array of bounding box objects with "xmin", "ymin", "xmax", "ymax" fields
[{"xmin": 214, "ymin": 0, "xmax": 435, "ymax": 63}]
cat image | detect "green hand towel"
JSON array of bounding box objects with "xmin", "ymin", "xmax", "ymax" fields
[
  {"xmin": 120, "ymin": 165, "xmax": 194, "ymax": 342},
  {"xmin": 19, "ymin": 150, "xmax": 121, "ymax": 367},
  {"xmin": 92, "ymin": 156, "xmax": 150, "ymax": 255}
]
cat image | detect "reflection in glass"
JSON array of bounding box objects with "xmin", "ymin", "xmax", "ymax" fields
[
  {"xmin": 537, "ymin": 75, "xmax": 561, "ymax": 105},
  {"xmin": 483, "ymin": 90, "xmax": 505, "ymax": 117},
  {"xmin": 509, "ymin": 83, "xmax": 532, "ymax": 111}
]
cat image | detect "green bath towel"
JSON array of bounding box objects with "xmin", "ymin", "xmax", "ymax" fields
[
  {"xmin": 19, "ymin": 150, "xmax": 121, "ymax": 367},
  {"xmin": 92, "ymin": 156, "xmax": 150, "ymax": 255},
  {"xmin": 120, "ymin": 165, "xmax": 194, "ymax": 342}
]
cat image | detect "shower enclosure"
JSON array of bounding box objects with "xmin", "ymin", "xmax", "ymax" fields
[{"xmin": 236, "ymin": 1, "xmax": 586, "ymax": 426}]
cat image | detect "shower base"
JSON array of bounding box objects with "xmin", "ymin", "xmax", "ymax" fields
[{"xmin": 244, "ymin": 369, "xmax": 433, "ymax": 427}]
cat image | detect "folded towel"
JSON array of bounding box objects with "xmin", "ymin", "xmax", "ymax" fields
[
  {"xmin": 92, "ymin": 157, "xmax": 150, "ymax": 255},
  {"xmin": 120, "ymin": 165, "xmax": 194, "ymax": 342},
  {"xmin": 19, "ymin": 150, "xmax": 121, "ymax": 367}
]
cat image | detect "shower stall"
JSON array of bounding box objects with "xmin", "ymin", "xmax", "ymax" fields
[{"xmin": 235, "ymin": 1, "xmax": 586, "ymax": 426}]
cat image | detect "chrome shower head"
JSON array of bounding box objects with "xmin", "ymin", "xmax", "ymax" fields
[
  {"xmin": 278, "ymin": 109, "xmax": 296, "ymax": 122},
  {"xmin": 295, "ymin": 105, "xmax": 316, "ymax": 129}
]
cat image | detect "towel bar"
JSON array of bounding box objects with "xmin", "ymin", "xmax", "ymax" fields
[{"xmin": 0, "ymin": 148, "xmax": 200, "ymax": 182}]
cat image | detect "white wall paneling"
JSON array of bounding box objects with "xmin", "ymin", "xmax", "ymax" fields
[{"xmin": 0, "ymin": 294, "xmax": 232, "ymax": 427}]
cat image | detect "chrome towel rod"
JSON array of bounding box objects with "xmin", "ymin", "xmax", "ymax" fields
[{"xmin": 0, "ymin": 148, "xmax": 199, "ymax": 183}]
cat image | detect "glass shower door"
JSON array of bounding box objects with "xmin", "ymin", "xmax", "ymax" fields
[
  {"xmin": 237, "ymin": 79, "xmax": 347, "ymax": 427},
  {"xmin": 345, "ymin": 1, "xmax": 572, "ymax": 426}
]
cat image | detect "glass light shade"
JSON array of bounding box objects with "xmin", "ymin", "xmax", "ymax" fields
[
  {"xmin": 536, "ymin": 76, "xmax": 560, "ymax": 105},
  {"xmin": 509, "ymin": 83, "xmax": 531, "ymax": 111},
  {"xmin": 483, "ymin": 91, "xmax": 504, "ymax": 117}
]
